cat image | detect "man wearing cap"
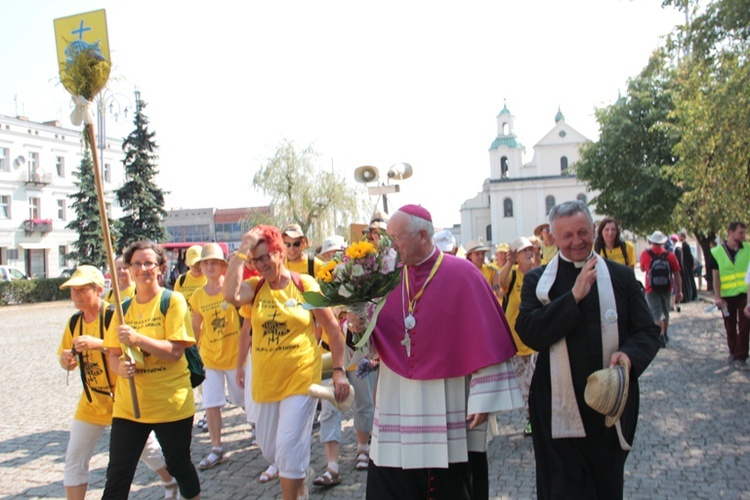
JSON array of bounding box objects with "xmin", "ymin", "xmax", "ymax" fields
[
  {"xmin": 356, "ymin": 204, "xmax": 522, "ymax": 499},
  {"xmin": 491, "ymin": 243, "xmax": 510, "ymax": 271},
  {"xmin": 534, "ymin": 222, "xmax": 558, "ymax": 264},
  {"xmin": 497, "ymin": 237, "xmax": 539, "ymax": 436},
  {"xmin": 431, "ymin": 229, "xmax": 458, "ymax": 256},
  {"xmin": 282, "ymin": 223, "xmax": 323, "ymax": 277},
  {"xmin": 174, "ymin": 244, "xmax": 207, "ymax": 303},
  {"xmin": 640, "ymin": 231, "xmax": 683, "ymax": 348},
  {"xmin": 362, "ymin": 211, "xmax": 389, "ymax": 244},
  {"xmin": 466, "ymin": 239, "xmax": 503, "ymax": 302},
  {"xmin": 516, "ymin": 200, "xmax": 659, "ymax": 499},
  {"xmin": 710, "ymin": 222, "xmax": 750, "ymax": 370},
  {"xmin": 58, "ymin": 266, "xmax": 178, "ymax": 500}
]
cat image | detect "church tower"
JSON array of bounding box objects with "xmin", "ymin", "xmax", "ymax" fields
[{"xmin": 488, "ymin": 100, "xmax": 524, "ymax": 180}]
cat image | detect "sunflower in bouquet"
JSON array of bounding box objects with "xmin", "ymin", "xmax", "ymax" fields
[{"xmin": 302, "ymin": 236, "xmax": 401, "ymax": 347}]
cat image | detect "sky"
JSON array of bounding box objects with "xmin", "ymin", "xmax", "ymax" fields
[{"xmin": 0, "ymin": 1, "xmax": 687, "ymax": 230}]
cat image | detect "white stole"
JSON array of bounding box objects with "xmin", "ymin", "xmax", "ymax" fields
[{"xmin": 536, "ymin": 253, "xmax": 629, "ymax": 449}]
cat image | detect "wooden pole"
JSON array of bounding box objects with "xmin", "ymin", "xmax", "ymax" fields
[{"xmin": 85, "ymin": 122, "xmax": 141, "ymax": 419}]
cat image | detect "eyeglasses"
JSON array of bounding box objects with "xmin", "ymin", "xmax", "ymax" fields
[
  {"xmin": 249, "ymin": 254, "xmax": 272, "ymax": 265},
  {"xmin": 129, "ymin": 261, "xmax": 158, "ymax": 270},
  {"xmin": 284, "ymin": 241, "xmax": 303, "ymax": 248}
]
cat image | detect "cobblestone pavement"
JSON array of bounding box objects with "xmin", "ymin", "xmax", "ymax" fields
[{"xmin": 1, "ymin": 296, "xmax": 749, "ymax": 499}]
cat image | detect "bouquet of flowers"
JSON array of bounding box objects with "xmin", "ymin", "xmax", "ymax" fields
[{"xmin": 302, "ymin": 236, "xmax": 401, "ymax": 348}]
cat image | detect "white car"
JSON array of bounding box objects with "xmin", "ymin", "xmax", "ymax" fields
[{"xmin": 0, "ymin": 266, "xmax": 29, "ymax": 282}]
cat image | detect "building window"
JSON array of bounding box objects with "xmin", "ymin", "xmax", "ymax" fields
[
  {"xmin": 560, "ymin": 156, "xmax": 569, "ymax": 174},
  {"xmin": 105, "ymin": 202, "xmax": 112, "ymax": 218},
  {"xmin": 59, "ymin": 245, "xmax": 67, "ymax": 266},
  {"xmin": 503, "ymin": 198, "xmax": 514, "ymax": 217},
  {"xmin": 29, "ymin": 197, "xmax": 41, "ymax": 219},
  {"xmin": 56, "ymin": 156, "xmax": 65, "ymax": 177},
  {"xmin": 501, "ymin": 156, "xmax": 509, "ymax": 179},
  {"xmin": 0, "ymin": 195, "xmax": 10, "ymax": 218},
  {"xmin": 577, "ymin": 193, "xmax": 587, "ymax": 204},
  {"xmin": 0, "ymin": 148, "xmax": 9, "ymax": 171},
  {"xmin": 103, "ymin": 163, "xmax": 111, "ymax": 183},
  {"xmin": 28, "ymin": 151, "xmax": 39, "ymax": 172},
  {"xmin": 215, "ymin": 222, "xmax": 244, "ymax": 242},
  {"xmin": 8, "ymin": 248, "xmax": 19, "ymax": 260},
  {"xmin": 486, "ymin": 225, "xmax": 492, "ymax": 243},
  {"xmin": 545, "ymin": 195, "xmax": 556, "ymax": 215},
  {"xmin": 57, "ymin": 199, "xmax": 67, "ymax": 220},
  {"xmin": 502, "ymin": 122, "xmax": 509, "ymax": 135}
]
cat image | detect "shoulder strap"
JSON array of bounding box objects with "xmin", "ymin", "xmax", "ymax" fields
[
  {"xmin": 252, "ymin": 274, "xmax": 305, "ymax": 306},
  {"xmin": 179, "ymin": 273, "xmax": 187, "ymax": 287},
  {"xmin": 502, "ymin": 269, "xmax": 517, "ymax": 311},
  {"xmin": 308, "ymin": 254, "xmax": 314, "ymax": 276},
  {"xmin": 121, "ymin": 296, "xmax": 133, "ymax": 316},
  {"xmin": 291, "ymin": 271, "xmax": 305, "ymax": 292},
  {"xmin": 160, "ymin": 288, "xmax": 173, "ymax": 316},
  {"xmin": 103, "ymin": 305, "xmax": 116, "ymax": 330},
  {"xmin": 620, "ymin": 241, "xmax": 629, "ymax": 267},
  {"xmin": 69, "ymin": 311, "xmax": 83, "ymax": 334}
]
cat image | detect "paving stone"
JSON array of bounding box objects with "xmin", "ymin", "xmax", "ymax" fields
[{"xmin": 1, "ymin": 296, "xmax": 749, "ymax": 498}]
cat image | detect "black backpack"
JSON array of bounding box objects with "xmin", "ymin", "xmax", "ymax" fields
[{"xmin": 647, "ymin": 250, "xmax": 672, "ymax": 293}]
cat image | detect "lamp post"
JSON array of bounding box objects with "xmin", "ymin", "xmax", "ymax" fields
[
  {"xmin": 354, "ymin": 163, "xmax": 413, "ymax": 214},
  {"xmin": 95, "ymin": 89, "xmax": 131, "ymax": 179}
]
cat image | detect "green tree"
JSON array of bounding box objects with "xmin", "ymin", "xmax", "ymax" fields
[
  {"xmin": 251, "ymin": 138, "xmax": 365, "ymax": 243},
  {"xmin": 575, "ymin": 50, "xmax": 683, "ymax": 236},
  {"xmin": 66, "ymin": 140, "xmax": 116, "ymax": 268},
  {"xmin": 115, "ymin": 93, "xmax": 168, "ymax": 252},
  {"xmin": 666, "ymin": 0, "xmax": 750, "ymax": 277}
]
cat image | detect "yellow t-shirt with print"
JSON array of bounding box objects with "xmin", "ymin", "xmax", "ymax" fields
[
  {"xmin": 104, "ymin": 290, "xmax": 195, "ymax": 423},
  {"xmin": 174, "ymin": 272, "xmax": 207, "ymax": 309},
  {"xmin": 596, "ymin": 241, "xmax": 636, "ymax": 268},
  {"xmin": 104, "ymin": 283, "xmax": 135, "ymax": 304},
  {"xmin": 503, "ymin": 269, "xmax": 535, "ymax": 357},
  {"xmin": 287, "ymin": 256, "xmax": 324, "ymax": 277},
  {"xmin": 189, "ymin": 287, "xmax": 241, "ymax": 370},
  {"xmin": 58, "ymin": 306, "xmax": 116, "ymax": 426},
  {"xmin": 243, "ymin": 274, "xmax": 322, "ymax": 403}
]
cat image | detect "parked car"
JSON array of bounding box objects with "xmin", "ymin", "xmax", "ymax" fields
[
  {"xmin": 58, "ymin": 267, "xmax": 77, "ymax": 278},
  {"xmin": 0, "ymin": 266, "xmax": 30, "ymax": 282}
]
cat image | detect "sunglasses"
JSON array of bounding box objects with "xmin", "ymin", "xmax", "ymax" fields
[{"xmin": 284, "ymin": 241, "xmax": 303, "ymax": 248}]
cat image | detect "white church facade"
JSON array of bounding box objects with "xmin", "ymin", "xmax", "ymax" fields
[{"xmin": 460, "ymin": 104, "xmax": 599, "ymax": 246}]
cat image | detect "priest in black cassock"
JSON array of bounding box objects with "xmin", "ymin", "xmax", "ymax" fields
[{"xmin": 516, "ymin": 200, "xmax": 660, "ymax": 500}]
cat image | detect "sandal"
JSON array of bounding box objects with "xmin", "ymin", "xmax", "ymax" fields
[
  {"xmin": 355, "ymin": 451, "xmax": 369, "ymax": 470},
  {"xmin": 198, "ymin": 448, "xmax": 228, "ymax": 470},
  {"xmin": 312, "ymin": 467, "xmax": 342, "ymax": 486},
  {"xmin": 258, "ymin": 465, "xmax": 279, "ymax": 483}
]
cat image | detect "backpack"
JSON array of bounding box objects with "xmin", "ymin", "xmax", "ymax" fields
[
  {"xmin": 68, "ymin": 303, "xmax": 116, "ymax": 402},
  {"xmin": 122, "ymin": 289, "xmax": 206, "ymax": 388},
  {"xmin": 646, "ymin": 250, "xmax": 672, "ymax": 293}
]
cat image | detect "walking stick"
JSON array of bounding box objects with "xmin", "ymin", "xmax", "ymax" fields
[{"xmin": 54, "ymin": 9, "xmax": 140, "ymax": 418}]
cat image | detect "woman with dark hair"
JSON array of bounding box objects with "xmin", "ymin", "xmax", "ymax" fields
[
  {"xmin": 103, "ymin": 240, "xmax": 200, "ymax": 499},
  {"xmin": 594, "ymin": 217, "xmax": 636, "ymax": 268},
  {"xmin": 223, "ymin": 225, "xmax": 350, "ymax": 500}
]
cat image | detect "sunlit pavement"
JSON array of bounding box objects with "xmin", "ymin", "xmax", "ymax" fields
[{"xmin": 1, "ymin": 294, "xmax": 748, "ymax": 499}]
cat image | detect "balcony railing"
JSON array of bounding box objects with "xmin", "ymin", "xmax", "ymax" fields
[
  {"xmin": 22, "ymin": 171, "xmax": 52, "ymax": 186},
  {"xmin": 24, "ymin": 219, "xmax": 53, "ymax": 234}
]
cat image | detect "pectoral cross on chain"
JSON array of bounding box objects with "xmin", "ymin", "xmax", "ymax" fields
[{"xmin": 401, "ymin": 331, "xmax": 411, "ymax": 357}]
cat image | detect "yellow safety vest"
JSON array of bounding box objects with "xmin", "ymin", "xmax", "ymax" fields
[{"xmin": 711, "ymin": 244, "xmax": 750, "ymax": 297}]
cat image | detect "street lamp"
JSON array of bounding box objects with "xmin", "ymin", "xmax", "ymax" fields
[
  {"xmin": 354, "ymin": 163, "xmax": 413, "ymax": 214},
  {"xmin": 95, "ymin": 88, "xmax": 131, "ymax": 178}
]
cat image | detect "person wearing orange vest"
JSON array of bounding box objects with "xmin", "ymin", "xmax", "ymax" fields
[{"xmin": 710, "ymin": 221, "xmax": 750, "ymax": 371}]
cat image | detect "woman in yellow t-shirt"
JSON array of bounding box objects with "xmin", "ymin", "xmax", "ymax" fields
[
  {"xmin": 104, "ymin": 255, "xmax": 136, "ymax": 304},
  {"xmin": 103, "ymin": 241, "xmax": 200, "ymax": 500},
  {"xmin": 58, "ymin": 265, "xmax": 177, "ymax": 500},
  {"xmin": 189, "ymin": 243, "xmax": 243, "ymax": 471},
  {"xmin": 594, "ymin": 217, "xmax": 636, "ymax": 268},
  {"xmin": 223, "ymin": 225, "xmax": 350, "ymax": 500}
]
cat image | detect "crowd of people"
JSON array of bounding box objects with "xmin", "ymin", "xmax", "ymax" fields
[{"xmin": 57, "ymin": 200, "xmax": 743, "ymax": 499}]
